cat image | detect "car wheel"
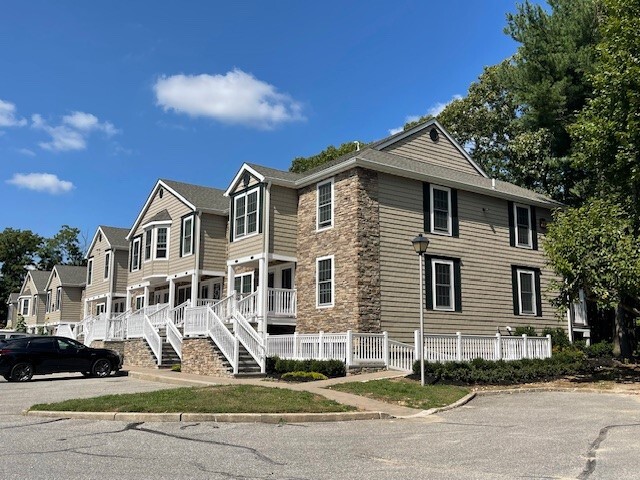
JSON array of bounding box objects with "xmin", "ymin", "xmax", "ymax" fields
[
  {"xmin": 91, "ymin": 359, "xmax": 111, "ymax": 378},
  {"xmin": 10, "ymin": 363, "xmax": 34, "ymax": 382},
  {"xmin": 81, "ymin": 371, "xmax": 91, "ymax": 377}
]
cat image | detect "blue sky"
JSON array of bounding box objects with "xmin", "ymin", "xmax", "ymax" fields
[{"xmin": 0, "ymin": 1, "xmax": 524, "ymax": 242}]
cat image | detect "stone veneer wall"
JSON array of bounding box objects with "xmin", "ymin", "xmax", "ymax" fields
[
  {"xmin": 296, "ymin": 167, "xmax": 381, "ymax": 333},
  {"xmin": 123, "ymin": 339, "xmax": 157, "ymax": 368},
  {"xmin": 90, "ymin": 340, "xmax": 125, "ymax": 359},
  {"xmin": 182, "ymin": 338, "xmax": 233, "ymax": 377}
]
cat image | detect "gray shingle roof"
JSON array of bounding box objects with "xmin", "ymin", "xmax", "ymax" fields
[
  {"xmin": 161, "ymin": 179, "xmax": 228, "ymax": 213},
  {"xmin": 245, "ymin": 163, "xmax": 304, "ymax": 185},
  {"xmin": 147, "ymin": 209, "xmax": 172, "ymax": 223},
  {"xmin": 100, "ymin": 226, "xmax": 129, "ymax": 249},
  {"xmin": 54, "ymin": 265, "xmax": 87, "ymax": 287},
  {"xmin": 7, "ymin": 293, "xmax": 19, "ymax": 304},
  {"xmin": 28, "ymin": 270, "xmax": 52, "ymax": 292}
]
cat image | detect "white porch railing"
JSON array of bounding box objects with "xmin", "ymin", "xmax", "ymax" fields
[
  {"xmin": 147, "ymin": 303, "xmax": 170, "ymax": 328},
  {"xmin": 388, "ymin": 340, "xmax": 415, "ymax": 372},
  {"xmin": 168, "ymin": 300, "xmax": 190, "ymax": 327},
  {"xmin": 237, "ymin": 291, "xmax": 258, "ymax": 320},
  {"xmin": 56, "ymin": 323, "xmax": 77, "ymax": 340},
  {"xmin": 267, "ymin": 288, "xmax": 297, "ymax": 317},
  {"xmin": 207, "ymin": 306, "xmax": 239, "ymax": 374},
  {"xmin": 143, "ymin": 315, "xmax": 162, "ymax": 365},
  {"xmin": 166, "ymin": 318, "xmax": 183, "ymax": 360},
  {"xmin": 212, "ymin": 293, "xmax": 236, "ymax": 322},
  {"xmin": 126, "ymin": 307, "xmax": 146, "ymax": 338},
  {"xmin": 233, "ymin": 312, "xmax": 266, "ymax": 373}
]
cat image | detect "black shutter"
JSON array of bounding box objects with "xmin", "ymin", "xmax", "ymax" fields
[
  {"xmin": 179, "ymin": 218, "xmax": 184, "ymax": 258},
  {"xmin": 535, "ymin": 269, "xmax": 542, "ymax": 317},
  {"xmin": 511, "ymin": 266, "xmax": 519, "ymax": 315},
  {"xmin": 451, "ymin": 189, "xmax": 459, "ymax": 237},
  {"xmin": 454, "ymin": 259, "xmax": 462, "ymax": 311},
  {"xmin": 425, "ymin": 255, "xmax": 433, "ymax": 310},
  {"xmin": 508, "ymin": 201, "xmax": 515, "ymax": 247},
  {"xmin": 531, "ymin": 207, "xmax": 538, "ymax": 250},
  {"xmin": 423, "ymin": 183, "xmax": 431, "ymax": 233}
]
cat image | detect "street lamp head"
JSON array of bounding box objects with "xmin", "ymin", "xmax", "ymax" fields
[{"xmin": 411, "ymin": 233, "xmax": 429, "ymax": 255}]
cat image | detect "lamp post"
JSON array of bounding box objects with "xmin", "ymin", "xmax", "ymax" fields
[{"xmin": 411, "ymin": 233, "xmax": 429, "ymax": 386}]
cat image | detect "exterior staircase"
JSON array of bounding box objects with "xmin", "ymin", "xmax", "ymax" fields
[
  {"xmin": 235, "ymin": 341, "xmax": 262, "ymax": 377},
  {"xmin": 157, "ymin": 327, "xmax": 181, "ymax": 368}
]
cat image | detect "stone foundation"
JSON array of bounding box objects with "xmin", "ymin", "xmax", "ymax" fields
[
  {"xmin": 123, "ymin": 339, "xmax": 157, "ymax": 368},
  {"xmin": 90, "ymin": 340, "xmax": 125, "ymax": 359},
  {"xmin": 182, "ymin": 337, "xmax": 233, "ymax": 377}
]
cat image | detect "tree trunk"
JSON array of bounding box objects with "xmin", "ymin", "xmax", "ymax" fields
[{"xmin": 613, "ymin": 302, "xmax": 632, "ymax": 358}]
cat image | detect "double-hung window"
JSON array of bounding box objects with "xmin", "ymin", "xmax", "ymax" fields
[
  {"xmin": 131, "ymin": 237, "xmax": 141, "ymax": 272},
  {"xmin": 181, "ymin": 216, "xmax": 194, "ymax": 257},
  {"xmin": 430, "ymin": 185, "xmax": 451, "ymax": 235},
  {"xmin": 56, "ymin": 287, "xmax": 62, "ymax": 311},
  {"xmin": 46, "ymin": 291, "xmax": 51, "ymax": 313},
  {"xmin": 432, "ymin": 259, "xmax": 454, "ymax": 311},
  {"xmin": 316, "ymin": 256, "xmax": 334, "ymax": 308},
  {"xmin": 104, "ymin": 252, "xmax": 111, "ymax": 280},
  {"xmin": 234, "ymin": 188, "xmax": 259, "ymax": 240},
  {"xmin": 144, "ymin": 230, "xmax": 153, "ymax": 261},
  {"xmin": 317, "ymin": 179, "xmax": 334, "ymax": 230},
  {"xmin": 515, "ymin": 204, "xmax": 532, "ymax": 248},
  {"xmin": 21, "ymin": 298, "xmax": 30, "ymax": 316},
  {"xmin": 156, "ymin": 227, "xmax": 168, "ymax": 259},
  {"xmin": 87, "ymin": 258, "xmax": 94, "ymax": 285},
  {"xmin": 512, "ymin": 266, "xmax": 541, "ymax": 316},
  {"xmin": 233, "ymin": 273, "xmax": 254, "ymax": 295}
]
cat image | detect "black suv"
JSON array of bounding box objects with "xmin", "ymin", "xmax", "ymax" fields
[{"xmin": 0, "ymin": 336, "xmax": 123, "ymax": 382}]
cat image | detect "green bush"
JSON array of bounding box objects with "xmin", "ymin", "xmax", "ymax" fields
[
  {"xmin": 281, "ymin": 371, "xmax": 328, "ymax": 382},
  {"xmin": 413, "ymin": 350, "xmax": 590, "ymax": 385},
  {"xmin": 514, "ymin": 325, "xmax": 537, "ymax": 337},
  {"xmin": 170, "ymin": 364, "xmax": 181, "ymax": 372},
  {"xmin": 542, "ymin": 327, "xmax": 571, "ymax": 350},
  {"xmin": 267, "ymin": 356, "xmax": 346, "ymax": 378},
  {"xmin": 583, "ymin": 341, "xmax": 614, "ymax": 358}
]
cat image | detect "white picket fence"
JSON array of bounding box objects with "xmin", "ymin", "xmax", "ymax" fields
[{"xmin": 265, "ymin": 331, "xmax": 552, "ymax": 372}]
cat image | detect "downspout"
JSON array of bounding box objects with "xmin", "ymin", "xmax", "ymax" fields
[
  {"xmin": 261, "ymin": 182, "xmax": 272, "ymax": 335},
  {"xmin": 109, "ymin": 248, "xmax": 116, "ymax": 316}
]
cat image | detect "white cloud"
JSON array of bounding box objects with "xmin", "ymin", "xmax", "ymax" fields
[
  {"xmin": 154, "ymin": 69, "xmax": 305, "ymax": 129},
  {"xmin": 32, "ymin": 112, "xmax": 118, "ymax": 152},
  {"xmin": 0, "ymin": 99, "xmax": 27, "ymax": 127},
  {"xmin": 16, "ymin": 148, "xmax": 36, "ymax": 157},
  {"xmin": 388, "ymin": 95, "xmax": 462, "ymax": 135},
  {"xmin": 7, "ymin": 173, "xmax": 74, "ymax": 194}
]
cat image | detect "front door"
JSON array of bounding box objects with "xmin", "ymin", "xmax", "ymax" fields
[
  {"xmin": 177, "ymin": 285, "xmax": 192, "ymax": 305},
  {"xmin": 96, "ymin": 303, "xmax": 106, "ymax": 315}
]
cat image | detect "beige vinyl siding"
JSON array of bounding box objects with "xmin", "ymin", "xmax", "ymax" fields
[
  {"xmin": 114, "ymin": 250, "xmax": 129, "ymax": 293},
  {"xmin": 229, "ymin": 172, "xmax": 261, "ymax": 195},
  {"xmin": 269, "ymin": 185, "xmax": 298, "ymax": 257},
  {"xmin": 85, "ymin": 233, "xmax": 110, "ymax": 300},
  {"xmin": 228, "ymin": 233, "xmax": 264, "ymax": 259},
  {"xmin": 200, "ymin": 213, "xmax": 228, "ymax": 272},
  {"xmin": 382, "ymin": 127, "xmax": 480, "ymax": 176},
  {"xmin": 19, "ymin": 276, "xmax": 46, "ymax": 327},
  {"xmin": 377, "ymin": 172, "xmax": 561, "ymax": 344},
  {"xmin": 45, "ymin": 281, "xmax": 83, "ymax": 324}
]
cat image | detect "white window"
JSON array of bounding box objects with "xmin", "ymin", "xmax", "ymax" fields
[
  {"xmin": 135, "ymin": 295, "xmax": 145, "ymax": 310},
  {"xmin": 56, "ymin": 287, "xmax": 62, "ymax": 311},
  {"xmin": 144, "ymin": 230, "xmax": 153, "ymax": 261},
  {"xmin": 317, "ymin": 178, "xmax": 334, "ymax": 230},
  {"xmin": 46, "ymin": 291, "xmax": 51, "ymax": 313},
  {"xmin": 21, "ymin": 298, "xmax": 30, "ymax": 316},
  {"xmin": 432, "ymin": 259, "xmax": 454, "ymax": 311},
  {"xmin": 430, "ymin": 185, "xmax": 451, "ymax": 235},
  {"xmin": 87, "ymin": 258, "xmax": 93, "ymax": 285},
  {"xmin": 131, "ymin": 237, "xmax": 141, "ymax": 271},
  {"xmin": 514, "ymin": 204, "xmax": 533, "ymax": 248},
  {"xmin": 234, "ymin": 273, "xmax": 254, "ymax": 295},
  {"xmin": 517, "ymin": 269, "xmax": 537, "ymax": 315},
  {"xmin": 233, "ymin": 188, "xmax": 259, "ymax": 240},
  {"xmin": 104, "ymin": 252, "xmax": 111, "ymax": 280},
  {"xmin": 155, "ymin": 227, "xmax": 168, "ymax": 259},
  {"xmin": 182, "ymin": 216, "xmax": 194, "ymax": 256},
  {"xmin": 96, "ymin": 303, "xmax": 106, "ymax": 315},
  {"xmin": 316, "ymin": 256, "xmax": 334, "ymax": 308}
]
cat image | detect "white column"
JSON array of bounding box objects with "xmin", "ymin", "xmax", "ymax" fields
[
  {"xmin": 83, "ymin": 299, "xmax": 89, "ymax": 318},
  {"xmin": 258, "ymin": 257, "xmax": 268, "ymax": 334},
  {"xmin": 190, "ymin": 272, "xmax": 198, "ymax": 305},
  {"xmin": 168, "ymin": 278, "xmax": 175, "ymax": 307},
  {"xmin": 227, "ymin": 265, "xmax": 235, "ymax": 295},
  {"xmin": 106, "ymin": 293, "xmax": 113, "ymax": 317},
  {"xmin": 143, "ymin": 286, "xmax": 149, "ymax": 308},
  {"xmin": 126, "ymin": 290, "xmax": 132, "ymax": 311}
]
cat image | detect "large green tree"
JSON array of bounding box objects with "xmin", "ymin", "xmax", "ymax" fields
[
  {"xmin": 290, "ymin": 140, "xmax": 366, "ymax": 173},
  {"xmin": 38, "ymin": 225, "xmax": 86, "ymax": 270}
]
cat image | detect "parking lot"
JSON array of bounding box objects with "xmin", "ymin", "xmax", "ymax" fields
[{"xmin": 1, "ymin": 374, "xmax": 640, "ymax": 479}]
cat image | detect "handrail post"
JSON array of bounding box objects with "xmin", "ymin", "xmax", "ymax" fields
[
  {"xmin": 522, "ymin": 334, "xmax": 529, "ymax": 359},
  {"xmin": 233, "ymin": 337, "xmax": 240, "ymax": 375},
  {"xmin": 456, "ymin": 332, "xmax": 462, "ymax": 362},
  {"xmin": 293, "ymin": 331, "xmax": 299, "ymax": 360},
  {"xmin": 318, "ymin": 331, "xmax": 324, "ymax": 360},
  {"xmin": 383, "ymin": 331, "xmax": 389, "ymax": 368},
  {"xmin": 495, "ymin": 332, "xmax": 502, "ymax": 361},
  {"xmin": 346, "ymin": 330, "xmax": 353, "ymax": 367},
  {"xmin": 414, "ymin": 330, "xmax": 420, "ymax": 361},
  {"xmin": 546, "ymin": 333, "xmax": 552, "ymax": 358}
]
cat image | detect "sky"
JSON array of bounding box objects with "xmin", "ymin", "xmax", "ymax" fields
[{"xmin": 0, "ymin": 1, "xmax": 526, "ymax": 242}]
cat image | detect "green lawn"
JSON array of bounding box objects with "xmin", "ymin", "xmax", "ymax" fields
[
  {"xmin": 329, "ymin": 379, "xmax": 470, "ymax": 410},
  {"xmin": 30, "ymin": 385, "xmax": 355, "ymax": 414}
]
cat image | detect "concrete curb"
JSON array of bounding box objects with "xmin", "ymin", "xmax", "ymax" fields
[
  {"xmin": 475, "ymin": 387, "xmax": 640, "ymax": 396},
  {"xmin": 398, "ymin": 392, "xmax": 477, "ymax": 418},
  {"xmin": 24, "ymin": 409, "xmax": 391, "ymax": 423}
]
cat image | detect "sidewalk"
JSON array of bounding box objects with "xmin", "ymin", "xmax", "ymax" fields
[{"xmin": 125, "ymin": 366, "xmax": 436, "ymax": 418}]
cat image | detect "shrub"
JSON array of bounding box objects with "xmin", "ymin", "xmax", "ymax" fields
[
  {"xmin": 171, "ymin": 364, "xmax": 181, "ymax": 372},
  {"xmin": 514, "ymin": 325, "xmax": 537, "ymax": 337},
  {"xmin": 413, "ymin": 350, "xmax": 590, "ymax": 385},
  {"xmin": 267, "ymin": 356, "xmax": 346, "ymax": 378},
  {"xmin": 541, "ymin": 327, "xmax": 571, "ymax": 350},
  {"xmin": 583, "ymin": 341, "xmax": 614, "ymax": 358},
  {"xmin": 281, "ymin": 371, "xmax": 328, "ymax": 382}
]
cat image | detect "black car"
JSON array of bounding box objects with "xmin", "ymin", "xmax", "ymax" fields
[{"xmin": 0, "ymin": 336, "xmax": 123, "ymax": 382}]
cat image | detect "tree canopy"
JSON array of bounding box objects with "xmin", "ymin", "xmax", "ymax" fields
[{"xmin": 290, "ymin": 140, "xmax": 366, "ymax": 174}]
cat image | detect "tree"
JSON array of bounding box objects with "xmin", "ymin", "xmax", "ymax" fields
[
  {"xmin": 38, "ymin": 225, "xmax": 86, "ymax": 270},
  {"xmin": 544, "ymin": 199, "xmax": 640, "ymax": 357},
  {"xmin": 14, "ymin": 315, "xmax": 27, "ymax": 333},
  {"xmin": 290, "ymin": 140, "xmax": 366, "ymax": 173}
]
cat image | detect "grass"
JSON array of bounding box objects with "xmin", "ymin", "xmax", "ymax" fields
[
  {"xmin": 329, "ymin": 378, "xmax": 470, "ymax": 410},
  {"xmin": 30, "ymin": 385, "xmax": 355, "ymax": 414}
]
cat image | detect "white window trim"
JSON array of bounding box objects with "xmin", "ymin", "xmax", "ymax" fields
[
  {"xmin": 316, "ymin": 178, "xmax": 335, "ymax": 232},
  {"xmin": 316, "ymin": 255, "xmax": 335, "ymax": 308},
  {"xmin": 233, "ymin": 187, "xmax": 260, "ymax": 241},
  {"xmin": 154, "ymin": 226, "xmax": 170, "ymax": 261},
  {"xmin": 46, "ymin": 291, "xmax": 51, "ymax": 313},
  {"xmin": 182, "ymin": 215, "xmax": 195, "ymax": 257},
  {"xmin": 21, "ymin": 298, "xmax": 30, "ymax": 316},
  {"xmin": 516, "ymin": 269, "xmax": 537, "ymax": 316},
  {"xmin": 104, "ymin": 251, "xmax": 111, "ymax": 281},
  {"xmin": 135, "ymin": 295, "xmax": 145, "ymax": 310},
  {"xmin": 32, "ymin": 295, "xmax": 37, "ymax": 316},
  {"xmin": 432, "ymin": 259, "xmax": 455, "ymax": 311},
  {"xmin": 233, "ymin": 272, "xmax": 255, "ymax": 295},
  {"xmin": 143, "ymin": 229, "xmax": 153, "ymax": 263},
  {"xmin": 131, "ymin": 237, "xmax": 141, "ymax": 272},
  {"xmin": 56, "ymin": 287, "xmax": 62, "ymax": 311},
  {"xmin": 430, "ymin": 185, "xmax": 452, "ymax": 236},
  {"xmin": 87, "ymin": 258, "xmax": 94, "ymax": 286},
  {"xmin": 514, "ymin": 203, "xmax": 533, "ymax": 249}
]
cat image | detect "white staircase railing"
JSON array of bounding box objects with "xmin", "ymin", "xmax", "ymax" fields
[
  {"xmin": 126, "ymin": 307, "xmax": 146, "ymax": 338},
  {"xmin": 212, "ymin": 293, "xmax": 236, "ymax": 323},
  {"xmin": 206, "ymin": 306, "xmax": 239, "ymax": 374},
  {"xmin": 146, "ymin": 303, "xmax": 170, "ymax": 328},
  {"xmin": 56, "ymin": 323, "xmax": 77, "ymax": 340},
  {"xmin": 233, "ymin": 311, "xmax": 265, "ymax": 373},
  {"xmin": 388, "ymin": 340, "xmax": 415, "ymax": 372},
  {"xmin": 168, "ymin": 300, "xmax": 190, "ymax": 327},
  {"xmin": 237, "ymin": 291, "xmax": 258, "ymax": 320},
  {"xmin": 267, "ymin": 288, "xmax": 297, "ymax": 317},
  {"xmin": 165, "ymin": 318, "xmax": 183, "ymax": 360},
  {"xmin": 183, "ymin": 306, "xmax": 209, "ymax": 336},
  {"xmin": 143, "ymin": 315, "xmax": 162, "ymax": 365}
]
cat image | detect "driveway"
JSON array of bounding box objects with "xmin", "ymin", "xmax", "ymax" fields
[{"xmin": 1, "ymin": 374, "xmax": 639, "ymax": 479}]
